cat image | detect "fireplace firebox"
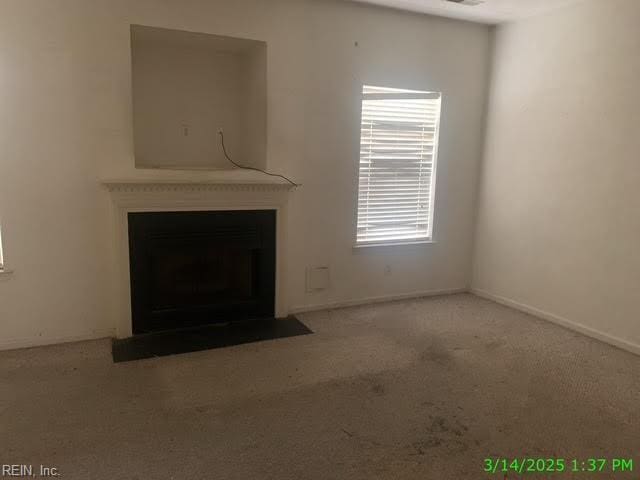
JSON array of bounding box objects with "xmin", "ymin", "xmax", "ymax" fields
[{"xmin": 128, "ymin": 210, "xmax": 276, "ymax": 334}]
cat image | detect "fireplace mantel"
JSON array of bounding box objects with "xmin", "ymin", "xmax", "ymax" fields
[
  {"xmin": 103, "ymin": 167, "xmax": 294, "ymax": 339},
  {"xmin": 101, "ymin": 168, "xmax": 298, "ymax": 193}
]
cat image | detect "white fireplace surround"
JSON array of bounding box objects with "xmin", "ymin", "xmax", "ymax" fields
[{"xmin": 103, "ymin": 170, "xmax": 295, "ymax": 338}]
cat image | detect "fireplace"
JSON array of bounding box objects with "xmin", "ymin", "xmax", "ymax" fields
[{"xmin": 128, "ymin": 210, "xmax": 276, "ymax": 334}]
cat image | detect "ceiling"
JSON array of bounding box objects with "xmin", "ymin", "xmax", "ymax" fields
[{"xmin": 347, "ymin": 0, "xmax": 586, "ymax": 24}]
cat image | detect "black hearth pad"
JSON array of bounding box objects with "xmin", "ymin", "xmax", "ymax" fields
[{"xmin": 112, "ymin": 316, "xmax": 312, "ymax": 363}]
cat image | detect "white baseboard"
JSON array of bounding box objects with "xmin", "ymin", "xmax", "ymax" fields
[
  {"xmin": 0, "ymin": 328, "xmax": 115, "ymax": 352},
  {"xmin": 290, "ymin": 287, "xmax": 468, "ymax": 315},
  {"xmin": 471, "ymin": 288, "xmax": 640, "ymax": 357},
  {"xmin": 8, "ymin": 289, "xmax": 636, "ymax": 357}
]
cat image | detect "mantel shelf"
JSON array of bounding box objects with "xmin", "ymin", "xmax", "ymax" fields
[{"xmin": 101, "ymin": 168, "xmax": 298, "ymax": 193}]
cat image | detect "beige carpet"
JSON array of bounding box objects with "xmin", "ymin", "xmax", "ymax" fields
[{"xmin": 1, "ymin": 294, "xmax": 638, "ymax": 479}]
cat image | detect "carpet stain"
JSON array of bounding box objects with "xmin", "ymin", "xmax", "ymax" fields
[
  {"xmin": 420, "ymin": 342, "xmax": 453, "ymax": 365},
  {"xmin": 426, "ymin": 416, "xmax": 468, "ymax": 437},
  {"xmin": 485, "ymin": 339, "xmax": 507, "ymax": 350},
  {"xmin": 371, "ymin": 383, "xmax": 385, "ymax": 395},
  {"xmin": 406, "ymin": 415, "xmax": 472, "ymax": 456}
]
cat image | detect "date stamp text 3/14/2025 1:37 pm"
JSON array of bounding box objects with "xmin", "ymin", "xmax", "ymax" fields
[{"xmin": 484, "ymin": 457, "xmax": 634, "ymax": 475}]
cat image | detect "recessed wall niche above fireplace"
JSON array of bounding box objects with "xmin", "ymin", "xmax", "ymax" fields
[
  {"xmin": 128, "ymin": 210, "xmax": 276, "ymax": 334},
  {"xmin": 130, "ymin": 25, "xmax": 267, "ymax": 171}
]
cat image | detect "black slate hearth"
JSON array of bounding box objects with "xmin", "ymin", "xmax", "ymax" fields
[{"xmin": 112, "ymin": 316, "xmax": 312, "ymax": 362}]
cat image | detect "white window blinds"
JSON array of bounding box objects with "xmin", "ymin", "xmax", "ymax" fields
[{"xmin": 356, "ymin": 85, "xmax": 442, "ymax": 245}]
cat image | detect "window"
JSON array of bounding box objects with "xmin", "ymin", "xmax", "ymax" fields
[{"xmin": 356, "ymin": 85, "xmax": 442, "ymax": 246}]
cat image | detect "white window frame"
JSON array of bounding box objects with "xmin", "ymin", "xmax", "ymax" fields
[
  {"xmin": 0, "ymin": 224, "xmax": 10, "ymax": 274},
  {"xmin": 354, "ymin": 84, "xmax": 442, "ymax": 247},
  {"xmin": 0, "ymin": 224, "xmax": 4, "ymax": 271}
]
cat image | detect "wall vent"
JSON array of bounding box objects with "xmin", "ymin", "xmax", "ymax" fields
[{"xmin": 306, "ymin": 266, "xmax": 330, "ymax": 292}]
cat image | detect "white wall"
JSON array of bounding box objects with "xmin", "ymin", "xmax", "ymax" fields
[
  {"xmin": 131, "ymin": 27, "xmax": 267, "ymax": 169},
  {"xmin": 242, "ymin": 46, "xmax": 267, "ymax": 172},
  {"xmin": 133, "ymin": 44, "xmax": 246, "ymax": 169},
  {"xmin": 0, "ymin": 0, "xmax": 490, "ymax": 349},
  {"xmin": 473, "ymin": 0, "xmax": 640, "ymax": 349}
]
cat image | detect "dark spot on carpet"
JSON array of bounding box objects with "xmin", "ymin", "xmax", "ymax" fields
[
  {"xmin": 485, "ymin": 339, "xmax": 507, "ymax": 350},
  {"xmin": 411, "ymin": 438, "xmax": 443, "ymax": 454},
  {"xmin": 371, "ymin": 383, "xmax": 385, "ymax": 395},
  {"xmin": 420, "ymin": 342, "xmax": 453, "ymax": 365}
]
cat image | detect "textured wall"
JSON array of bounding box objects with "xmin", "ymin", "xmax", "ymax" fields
[
  {"xmin": 0, "ymin": 0, "xmax": 490, "ymax": 348},
  {"xmin": 473, "ymin": 0, "xmax": 640, "ymax": 349}
]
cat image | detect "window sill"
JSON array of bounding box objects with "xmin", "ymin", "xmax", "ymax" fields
[{"xmin": 353, "ymin": 239, "xmax": 436, "ymax": 249}]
